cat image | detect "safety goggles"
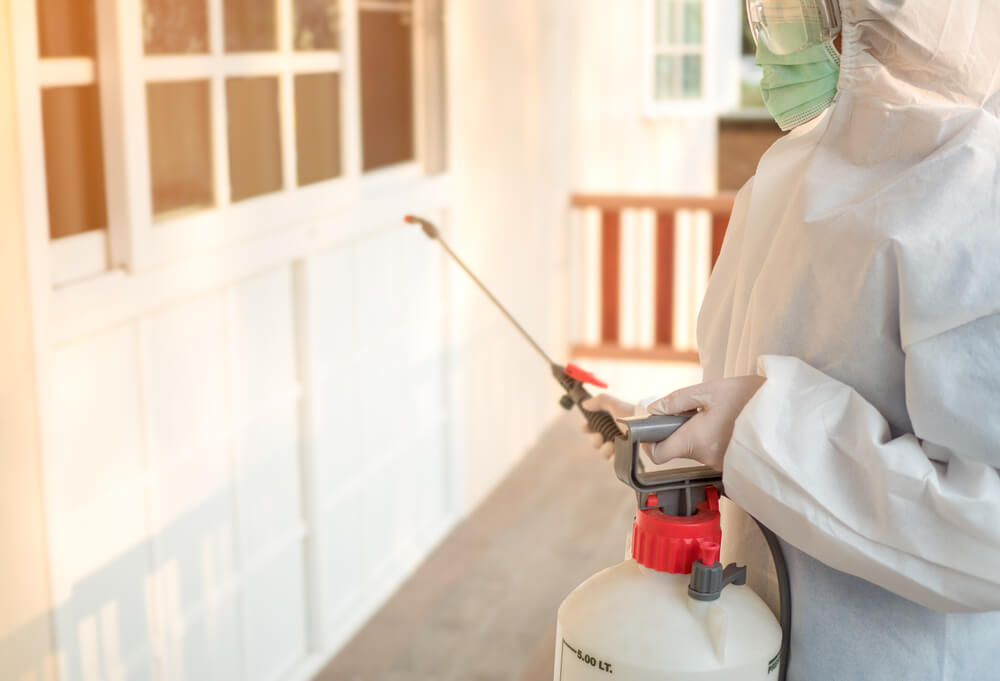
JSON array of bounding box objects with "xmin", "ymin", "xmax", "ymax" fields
[{"xmin": 745, "ymin": 0, "xmax": 841, "ymax": 55}]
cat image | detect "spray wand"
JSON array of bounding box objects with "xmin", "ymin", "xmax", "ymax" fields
[{"xmin": 405, "ymin": 215, "xmax": 622, "ymax": 444}]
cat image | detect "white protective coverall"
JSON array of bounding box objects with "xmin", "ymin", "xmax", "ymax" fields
[{"xmin": 701, "ymin": 0, "xmax": 1000, "ymax": 678}]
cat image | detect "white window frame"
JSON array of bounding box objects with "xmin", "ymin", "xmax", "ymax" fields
[
  {"xmin": 642, "ymin": 0, "xmax": 718, "ymax": 117},
  {"xmin": 14, "ymin": 0, "xmax": 434, "ymax": 287},
  {"xmin": 13, "ymin": 14, "xmax": 112, "ymax": 287}
]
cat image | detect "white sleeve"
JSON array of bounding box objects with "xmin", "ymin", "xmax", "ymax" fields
[{"xmin": 722, "ymin": 318, "xmax": 1000, "ymax": 612}]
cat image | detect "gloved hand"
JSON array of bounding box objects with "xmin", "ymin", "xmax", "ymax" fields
[
  {"xmin": 579, "ymin": 393, "xmax": 633, "ymax": 459},
  {"xmin": 645, "ymin": 375, "xmax": 765, "ymax": 471}
]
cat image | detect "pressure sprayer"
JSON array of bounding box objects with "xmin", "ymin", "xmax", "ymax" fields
[{"xmin": 407, "ymin": 215, "xmax": 791, "ymax": 680}]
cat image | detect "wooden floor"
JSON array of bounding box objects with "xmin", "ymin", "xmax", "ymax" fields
[{"xmin": 315, "ymin": 412, "xmax": 637, "ymax": 681}]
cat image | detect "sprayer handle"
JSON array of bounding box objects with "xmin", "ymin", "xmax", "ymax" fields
[{"xmin": 578, "ymin": 395, "xmax": 623, "ymax": 444}]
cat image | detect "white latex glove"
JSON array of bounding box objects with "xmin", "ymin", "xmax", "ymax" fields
[
  {"xmin": 579, "ymin": 393, "xmax": 633, "ymax": 459},
  {"xmin": 646, "ymin": 376, "xmax": 766, "ymax": 471}
]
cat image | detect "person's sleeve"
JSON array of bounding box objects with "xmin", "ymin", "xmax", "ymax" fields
[{"xmin": 722, "ymin": 314, "xmax": 1000, "ymax": 612}]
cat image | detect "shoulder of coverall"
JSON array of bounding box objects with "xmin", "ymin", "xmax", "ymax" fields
[{"xmin": 838, "ymin": 0, "xmax": 1000, "ymax": 114}]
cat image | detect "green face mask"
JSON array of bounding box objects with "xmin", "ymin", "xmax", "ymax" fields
[{"xmin": 756, "ymin": 39, "xmax": 840, "ymax": 131}]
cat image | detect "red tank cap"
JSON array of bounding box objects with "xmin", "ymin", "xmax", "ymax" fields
[{"xmin": 631, "ymin": 491, "xmax": 722, "ymax": 574}]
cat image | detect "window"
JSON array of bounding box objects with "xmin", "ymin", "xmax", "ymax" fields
[
  {"xmin": 645, "ymin": 0, "xmax": 711, "ymax": 115},
  {"xmin": 146, "ymin": 79, "xmax": 214, "ymax": 217},
  {"xmin": 359, "ymin": 0, "xmax": 415, "ymax": 172},
  {"xmin": 295, "ymin": 73, "xmax": 342, "ymax": 185},
  {"xmin": 17, "ymin": 0, "xmax": 446, "ymax": 285},
  {"xmin": 141, "ymin": 0, "xmax": 342, "ymax": 213},
  {"xmin": 35, "ymin": 0, "xmax": 111, "ymax": 283}
]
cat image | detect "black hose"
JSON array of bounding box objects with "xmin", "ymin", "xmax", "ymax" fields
[{"xmin": 754, "ymin": 519, "xmax": 791, "ymax": 681}]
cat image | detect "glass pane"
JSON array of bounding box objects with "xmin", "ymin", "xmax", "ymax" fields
[
  {"xmin": 225, "ymin": 0, "xmax": 276, "ymax": 52},
  {"xmin": 359, "ymin": 8, "xmax": 414, "ymax": 171},
  {"xmin": 143, "ymin": 0, "xmax": 209, "ymax": 55},
  {"xmin": 294, "ymin": 0, "xmax": 340, "ymax": 50},
  {"xmin": 37, "ymin": 0, "xmax": 97, "ymax": 57},
  {"xmin": 654, "ymin": 0, "xmax": 672, "ymax": 46},
  {"xmin": 41, "ymin": 86, "xmax": 108, "ymax": 238},
  {"xmin": 654, "ymin": 55, "xmax": 676, "ymax": 100},
  {"xmin": 226, "ymin": 77, "xmax": 283, "ymax": 201},
  {"xmin": 682, "ymin": 1, "xmax": 702, "ymax": 45},
  {"xmin": 146, "ymin": 81, "xmax": 214, "ymax": 218},
  {"xmin": 295, "ymin": 73, "xmax": 341, "ymax": 186},
  {"xmin": 681, "ymin": 54, "xmax": 702, "ymax": 98}
]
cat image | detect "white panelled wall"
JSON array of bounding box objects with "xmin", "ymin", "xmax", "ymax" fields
[
  {"xmin": 6, "ymin": 1, "xmax": 577, "ymax": 680},
  {"xmin": 43, "ymin": 210, "xmax": 456, "ymax": 681}
]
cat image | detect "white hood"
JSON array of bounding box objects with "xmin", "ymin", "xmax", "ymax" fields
[{"xmin": 844, "ymin": 0, "xmax": 1000, "ymax": 111}]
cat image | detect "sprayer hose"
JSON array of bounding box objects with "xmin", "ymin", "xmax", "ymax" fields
[{"xmin": 753, "ymin": 519, "xmax": 791, "ymax": 681}]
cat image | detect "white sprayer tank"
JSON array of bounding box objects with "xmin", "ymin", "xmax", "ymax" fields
[{"xmin": 553, "ymin": 487, "xmax": 782, "ymax": 680}]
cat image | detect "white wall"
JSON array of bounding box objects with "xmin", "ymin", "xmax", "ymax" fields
[
  {"xmin": 446, "ymin": 0, "xmax": 575, "ymax": 508},
  {"xmin": 36, "ymin": 204, "xmax": 455, "ymax": 681},
  {"xmin": 568, "ymin": 0, "xmax": 743, "ymax": 195},
  {"xmin": 4, "ymin": 2, "xmax": 578, "ymax": 681}
]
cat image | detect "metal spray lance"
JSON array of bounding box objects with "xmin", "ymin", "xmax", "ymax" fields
[{"xmin": 405, "ymin": 214, "xmax": 622, "ymax": 444}]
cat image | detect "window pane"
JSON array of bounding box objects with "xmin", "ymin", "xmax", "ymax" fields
[
  {"xmin": 146, "ymin": 81, "xmax": 214, "ymax": 218},
  {"xmin": 225, "ymin": 0, "xmax": 277, "ymax": 52},
  {"xmin": 294, "ymin": 0, "xmax": 340, "ymax": 50},
  {"xmin": 681, "ymin": 54, "xmax": 702, "ymax": 98},
  {"xmin": 42, "ymin": 86, "xmax": 108, "ymax": 238},
  {"xmin": 295, "ymin": 73, "xmax": 341, "ymax": 186},
  {"xmin": 143, "ymin": 0, "xmax": 209, "ymax": 54},
  {"xmin": 682, "ymin": 1, "xmax": 702, "ymax": 45},
  {"xmin": 360, "ymin": 7, "xmax": 414, "ymax": 172},
  {"xmin": 226, "ymin": 77, "xmax": 283, "ymax": 201},
  {"xmin": 37, "ymin": 0, "xmax": 97, "ymax": 57},
  {"xmin": 654, "ymin": 0, "xmax": 673, "ymax": 46},
  {"xmin": 654, "ymin": 55, "xmax": 677, "ymax": 100}
]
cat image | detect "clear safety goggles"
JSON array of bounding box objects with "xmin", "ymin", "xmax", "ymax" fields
[{"xmin": 745, "ymin": 0, "xmax": 842, "ymax": 55}]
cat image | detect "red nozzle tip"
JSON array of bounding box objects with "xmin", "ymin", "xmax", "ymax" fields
[
  {"xmin": 564, "ymin": 363, "xmax": 608, "ymax": 389},
  {"xmin": 699, "ymin": 541, "xmax": 720, "ymax": 567}
]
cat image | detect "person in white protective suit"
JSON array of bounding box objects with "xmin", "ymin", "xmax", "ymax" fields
[{"xmin": 584, "ymin": 0, "xmax": 1000, "ymax": 677}]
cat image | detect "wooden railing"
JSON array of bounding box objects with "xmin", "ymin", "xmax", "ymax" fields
[{"xmin": 568, "ymin": 192, "xmax": 736, "ymax": 363}]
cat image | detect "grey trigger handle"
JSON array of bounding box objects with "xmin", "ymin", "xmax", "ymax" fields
[{"xmin": 613, "ymin": 413, "xmax": 720, "ymax": 513}]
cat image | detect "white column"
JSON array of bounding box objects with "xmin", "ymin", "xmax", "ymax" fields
[
  {"xmin": 636, "ymin": 208, "xmax": 657, "ymax": 349},
  {"xmin": 581, "ymin": 207, "xmax": 602, "ymax": 346},
  {"xmin": 618, "ymin": 208, "xmax": 638, "ymax": 348}
]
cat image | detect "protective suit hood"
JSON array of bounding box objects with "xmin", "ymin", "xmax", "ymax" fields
[{"xmin": 842, "ymin": 0, "xmax": 1000, "ymax": 111}]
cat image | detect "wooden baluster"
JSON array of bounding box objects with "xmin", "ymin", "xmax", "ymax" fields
[
  {"xmin": 711, "ymin": 211, "xmax": 729, "ymax": 269},
  {"xmin": 600, "ymin": 209, "xmax": 620, "ymax": 345},
  {"xmin": 655, "ymin": 211, "xmax": 675, "ymax": 348}
]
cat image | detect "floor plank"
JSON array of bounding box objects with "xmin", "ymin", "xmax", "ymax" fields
[{"xmin": 315, "ymin": 412, "xmax": 636, "ymax": 681}]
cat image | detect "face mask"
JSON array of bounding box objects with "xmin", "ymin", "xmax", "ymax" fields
[{"xmin": 757, "ymin": 39, "xmax": 840, "ymax": 131}]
